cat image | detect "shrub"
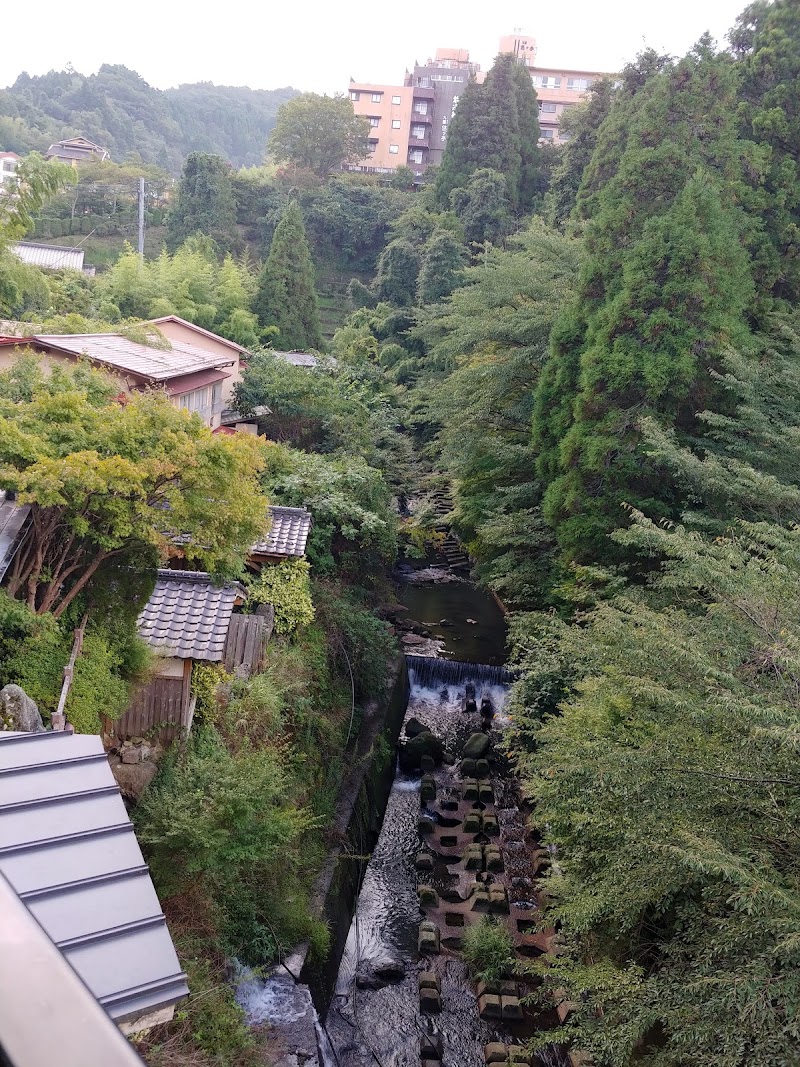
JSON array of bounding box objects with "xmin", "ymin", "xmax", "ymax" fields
[
  {"xmin": 246, "ymin": 558, "xmax": 315, "ymax": 636},
  {"xmin": 462, "ymin": 917, "xmax": 516, "ymax": 983},
  {"xmin": 191, "ymin": 662, "xmax": 233, "ymax": 726}
]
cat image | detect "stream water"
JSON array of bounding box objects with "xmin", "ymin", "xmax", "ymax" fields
[
  {"xmin": 321, "ymin": 571, "xmax": 514, "ymax": 1067},
  {"xmin": 235, "ymin": 566, "xmax": 522, "ymax": 1066}
]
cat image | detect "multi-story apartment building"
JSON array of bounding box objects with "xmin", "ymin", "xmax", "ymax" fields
[
  {"xmin": 0, "ymin": 152, "xmax": 20, "ymax": 188},
  {"xmin": 348, "ymin": 47, "xmax": 479, "ymax": 177},
  {"xmin": 346, "ymin": 33, "xmax": 612, "ymax": 175},
  {"xmin": 499, "ymin": 31, "xmax": 612, "ymax": 144}
]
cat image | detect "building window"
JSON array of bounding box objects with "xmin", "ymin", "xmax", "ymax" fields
[
  {"xmin": 392, "ymin": 119, "xmax": 401, "ymax": 129},
  {"xmin": 368, "ymin": 116, "xmax": 380, "ymax": 127},
  {"xmin": 392, "ymin": 95, "xmax": 402, "ymax": 104},
  {"xmin": 533, "ymin": 75, "xmax": 560, "ymax": 89},
  {"xmin": 349, "ymin": 91, "xmax": 360, "ymax": 101},
  {"xmin": 2, "ymin": 160, "xmax": 15, "ymax": 172},
  {"xmin": 409, "ymin": 150, "xmax": 424, "ymax": 164},
  {"xmin": 411, "ymin": 125, "xmax": 426, "ymax": 139},
  {"xmin": 371, "ymin": 92, "xmax": 383, "ymax": 102},
  {"xmin": 389, "ymin": 144, "xmax": 399, "ymax": 154},
  {"xmin": 367, "ymin": 140, "xmax": 378, "ymax": 154},
  {"xmin": 540, "ymin": 129, "xmax": 555, "ymax": 139},
  {"xmin": 567, "ymin": 78, "xmax": 591, "ymax": 90},
  {"xmin": 417, "ymin": 76, "xmax": 431, "ymax": 88},
  {"xmin": 413, "ymin": 101, "xmax": 428, "ymax": 115},
  {"xmin": 177, "ymin": 382, "xmax": 222, "ymax": 422},
  {"xmin": 539, "ymin": 102, "xmax": 557, "ymax": 113}
]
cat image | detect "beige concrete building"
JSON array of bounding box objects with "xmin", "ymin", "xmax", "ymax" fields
[
  {"xmin": 347, "ymin": 83, "xmax": 415, "ymax": 174},
  {"xmin": 498, "ymin": 31, "xmax": 613, "ymax": 144}
]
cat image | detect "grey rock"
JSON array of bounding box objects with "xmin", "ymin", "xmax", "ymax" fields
[{"xmin": 0, "ymin": 684, "xmax": 44, "ymax": 733}]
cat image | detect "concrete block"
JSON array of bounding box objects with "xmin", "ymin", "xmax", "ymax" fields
[
  {"xmin": 420, "ymin": 754, "xmax": 436, "ymax": 773},
  {"xmin": 476, "ymin": 980, "xmax": 500, "ymax": 998},
  {"xmin": 417, "ymin": 817, "xmax": 435, "ymax": 835},
  {"xmin": 471, "ymin": 890, "xmax": 490, "ymax": 911},
  {"xmin": 420, "ymin": 1032, "xmax": 443, "ymax": 1059},
  {"xmin": 418, "ymin": 971, "xmax": 440, "ymax": 991},
  {"xmin": 499, "ymin": 980, "xmax": 519, "ymax": 997},
  {"xmin": 483, "ymin": 814, "xmax": 500, "ymax": 836},
  {"xmin": 478, "ymin": 781, "xmax": 494, "ymax": 803},
  {"xmin": 475, "ymin": 758, "xmax": 490, "ymax": 778},
  {"xmin": 463, "ymin": 812, "xmax": 481, "ymax": 834},
  {"xmin": 418, "ymin": 884, "xmax": 439, "ymax": 907},
  {"xmin": 464, "ymin": 846, "xmax": 484, "ymax": 870},
  {"xmin": 419, "ymin": 986, "xmax": 441, "ymax": 1013},
  {"xmin": 420, "ymin": 774, "xmax": 436, "ymax": 802},
  {"xmin": 485, "ymin": 849, "xmax": 504, "ymax": 872},
  {"xmin": 460, "ymin": 757, "xmax": 477, "ymax": 777},
  {"xmin": 484, "ymin": 1043, "xmax": 508, "ymax": 1065},
  {"xmin": 463, "ymin": 778, "xmax": 479, "ymax": 800},
  {"xmin": 501, "ymin": 995, "xmax": 524, "ymax": 1020},
  {"xmin": 508, "ymin": 1046, "xmax": 533, "ymax": 1065},
  {"xmin": 418, "ymin": 921, "xmax": 440, "ymax": 954},
  {"xmin": 478, "ymin": 993, "xmax": 502, "ymax": 1019},
  {"xmin": 415, "ymin": 852, "xmax": 434, "ymax": 872}
]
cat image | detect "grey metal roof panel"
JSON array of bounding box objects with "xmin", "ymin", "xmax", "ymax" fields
[
  {"xmin": 33, "ymin": 332, "xmax": 236, "ymax": 381},
  {"xmin": 137, "ymin": 569, "xmax": 241, "ymax": 660},
  {"xmin": 0, "ymin": 732, "xmax": 188, "ymax": 1023},
  {"xmin": 251, "ymin": 505, "xmax": 312, "ymax": 557},
  {"xmin": 0, "ymin": 497, "xmax": 31, "ymax": 580}
]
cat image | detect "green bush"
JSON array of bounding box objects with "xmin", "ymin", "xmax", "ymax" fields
[
  {"xmin": 191, "ymin": 661, "xmax": 232, "ymax": 725},
  {"xmin": 462, "ymin": 917, "xmax": 516, "ymax": 983},
  {"xmin": 246, "ymin": 558, "xmax": 315, "ymax": 636}
]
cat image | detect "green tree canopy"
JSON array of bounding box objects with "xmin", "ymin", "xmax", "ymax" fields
[
  {"xmin": 0, "ymin": 357, "xmax": 269, "ymax": 616},
  {"xmin": 165, "ymin": 152, "xmax": 238, "ymax": 253},
  {"xmin": 435, "ymin": 53, "xmax": 541, "ymax": 213},
  {"xmin": 252, "ymin": 200, "xmax": 323, "ymax": 350},
  {"xmin": 268, "ymin": 93, "xmax": 371, "ymax": 178},
  {"xmin": 373, "ymin": 238, "xmax": 420, "ymax": 307}
]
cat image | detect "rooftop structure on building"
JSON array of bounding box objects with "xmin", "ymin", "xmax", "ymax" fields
[
  {"xmin": 0, "ymin": 730, "xmax": 189, "ymax": 1033},
  {"xmin": 10, "ymin": 241, "xmax": 86, "ymax": 272},
  {"xmin": 46, "ymin": 136, "xmax": 110, "ymax": 164},
  {"xmin": 0, "ymin": 151, "xmax": 20, "ymax": 187},
  {"xmin": 251, "ymin": 505, "xmax": 312, "ymax": 561},
  {"xmin": 137, "ymin": 570, "xmax": 245, "ymax": 662},
  {"xmin": 347, "ymin": 32, "xmax": 614, "ymax": 171}
]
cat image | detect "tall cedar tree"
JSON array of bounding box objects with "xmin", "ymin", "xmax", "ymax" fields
[
  {"xmin": 253, "ymin": 201, "xmax": 323, "ymax": 351},
  {"xmin": 165, "ymin": 152, "xmax": 238, "ymax": 253},
  {"xmin": 373, "ymin": 239, "xmax": 420, "ymax": 307},
  {"xmin": 417, "ymin": 231, "xmax": 467, "ymax": 304},
  {"xmin": 544, "ymin": 79, "xmax": 615, "ymax": 231},
  {"xmin": 532, "ymin": 42, "xmax": 756, "ymax": 563},
  {"xmin": 435, "ymin": 53, "xmax": 540, "ymax": 213},
  {"xmin": 734, "ymin": 0, "xmax": 800, "ymax": 305}
]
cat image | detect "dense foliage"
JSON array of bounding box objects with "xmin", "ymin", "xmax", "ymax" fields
[{"xmin": 268, "ymin": 93, "xmax": 371, "ymax": 177}]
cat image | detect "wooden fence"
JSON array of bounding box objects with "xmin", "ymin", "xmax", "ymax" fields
[
  {"xmin": 102, "ymin": 677, "xmax": 194, "ymax": 746},
  {"xmin": 223, "ymin": 614, "xmax": 269, "ymax": 677}
]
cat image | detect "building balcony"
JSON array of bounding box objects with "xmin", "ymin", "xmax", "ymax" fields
[
  {"xmin": 411, "ymin": 109, "xmax": 433, "ymax": 124},
  {"xmin": 408, "ymin": 136, "xmax": 430, "ymax": 148},
  {"xmin": 412, "ymin": 85, "xmax": 436, "ymax": 99}
]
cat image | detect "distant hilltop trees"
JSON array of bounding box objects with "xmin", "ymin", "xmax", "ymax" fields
[{"xmin": 0, "ymin": 64, "xmax": 299, "ymax": 173}]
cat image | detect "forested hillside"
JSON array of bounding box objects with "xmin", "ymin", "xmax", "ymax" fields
[{"xmin": 0, "ymin": 64, "xmax": 298, "ymax": 170}]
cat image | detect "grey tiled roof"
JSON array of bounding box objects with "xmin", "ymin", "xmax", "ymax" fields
[
  {"xmin": 0, "ymin": 731, "xmax": 188, "ymax": 1025},
  {"xmin": 0, "ymin": 496, "xmax": 31, "ymax": 580},
  {"xmin": 251, "ymin": 506, "xmax": 312, "ymax": 558},
  {"xmin": 32, "ymin": 332, "xmax": 235, "ymax": 382},
  {"xmin": 137, "ymin": 569, "xmax": 243, "ymax": 661}
]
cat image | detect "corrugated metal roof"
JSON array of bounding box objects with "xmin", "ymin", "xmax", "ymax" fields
[
  {"xmin": 11, "ymin": 242, "xmax": 85, "ymax": 272},
  {"xmin": 0, "ymin": 731, "xmax": 188, "ymax": 1024},
  {"xmin": 251, "ymin": 505, "xmax": 312, "ymax": 558},
  {"xmin": 0, "ymin": 495, "xmax": 31, "ymax": 580},
  {"xmin": 137, "ymin": 569, "xmax": 243, "ymax": 661},
  {"xmin": 32, "ymin": 333, "xmax": 236, "ymax": 382}
]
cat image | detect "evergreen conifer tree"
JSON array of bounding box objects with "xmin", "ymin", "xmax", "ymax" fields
[
  {"xmin": 532, "ymin": 42, "xmax": 756, "ymax": 562},
  {"xmin": 166, "ymin": 153, "xmax": 238, "ymax": 253},
  {"xmin": 435, "ymin": 53, "xmax": 541, "ymax": 213},
  {"xmin": 252, "ymin": 200, "xmax": 323, "ymax": 351},
  {"xmin": 417, "ymin": 231, "xmax": 467, "ymax": 305}
]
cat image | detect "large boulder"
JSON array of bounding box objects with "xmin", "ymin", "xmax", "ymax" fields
[
  {"xmin": 0, "ymin": 684, "xmax": 45, "ymax": 733},
  {"xmin": 405, "ymin": 716, "xmax": 430, "ymax": 738},
  {"xmin": 462, "ymin": 731, "xmax": 490, "ymax": 759},
  {"xmin": 398, "ymin": 730, "xmax": 444, "ymax": 773},
  {"xmin": 355, "ymin": 952, "xmax": 405, "ymax": 990}
]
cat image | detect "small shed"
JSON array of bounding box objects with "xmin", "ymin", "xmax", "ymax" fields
[
  {"xmin": 106, "ymin": 570, "xmax": 267, "ymax": 744},
  {"xmin": 250, "ymin": 505, "xmax": 312, "ymax": 566},
  {"xmin": 0, "ymin": 730, "xmax": 188, "ymax": 1033}
]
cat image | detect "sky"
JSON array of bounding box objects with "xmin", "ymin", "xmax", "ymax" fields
[{"xmin": 1, "ymin": 0, "xmax": 750, "ymax": 94}]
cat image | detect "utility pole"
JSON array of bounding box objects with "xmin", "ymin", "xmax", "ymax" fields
[{"xmin": 137, "ymin": 177, "xmax": 145, "ymax": 259}]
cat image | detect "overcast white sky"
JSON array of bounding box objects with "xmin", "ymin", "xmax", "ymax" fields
[{"xmin": 1, "ymin": 0, "xmax": 749, "ymax": 93}]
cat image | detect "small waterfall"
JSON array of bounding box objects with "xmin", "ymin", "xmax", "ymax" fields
[{"xmin": 406, "ymin": 654, "xmax": 514, "ymax": 689}]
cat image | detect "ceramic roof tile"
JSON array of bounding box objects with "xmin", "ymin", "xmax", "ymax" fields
[
  {"xmin": 137, "ymin": 570, "xmax": 242, "ymax": 661},
  {"xmin": 251, "ymin": 506, "xmax": 312, "ymax": 558}
]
